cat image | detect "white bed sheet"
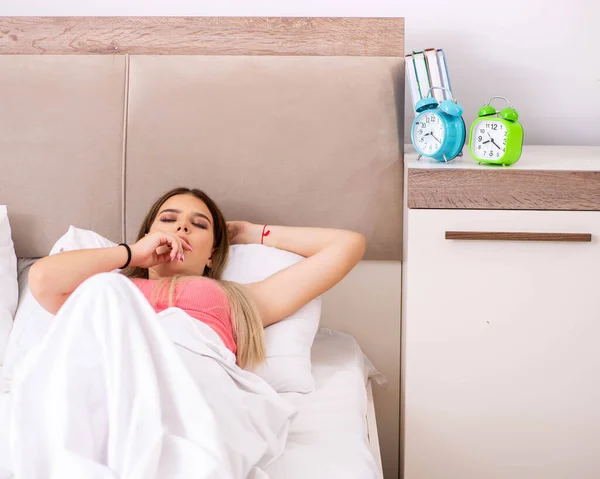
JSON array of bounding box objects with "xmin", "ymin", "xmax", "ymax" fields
[
  {"xmin": 265, "ymin": 328, "xmax": 383, "ymax": 479},
  {"xmin": 1, "ymin": 260, "xmax": 384, "ymax": 479}
]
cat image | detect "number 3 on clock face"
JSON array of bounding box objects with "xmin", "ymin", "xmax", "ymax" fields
[{"xmin": 471, "ymin": 120, "xmax": 507, "ymax": 160}]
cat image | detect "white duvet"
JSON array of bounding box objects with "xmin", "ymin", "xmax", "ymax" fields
[{"xmin": 0, "ymin": 273, "xmax": 295, "ymax": 479}]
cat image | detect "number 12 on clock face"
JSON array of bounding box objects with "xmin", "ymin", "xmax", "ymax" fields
[{"xmin": 471, "ymin": 120, "xmax": 507, "ymax": 160}]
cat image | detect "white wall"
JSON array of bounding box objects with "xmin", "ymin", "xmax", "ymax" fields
[{"xmin": 3, "ymin": 0, "xmax": 599, "ymax": 146}]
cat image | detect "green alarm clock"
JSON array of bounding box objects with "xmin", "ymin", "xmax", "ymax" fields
[{"xmin": 469, "ymin": 96, "xmax": 523, "ymax": 166}]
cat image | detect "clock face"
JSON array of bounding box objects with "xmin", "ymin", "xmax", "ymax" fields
[
  {"xmin": 413, "ymin": 112, "xmax": 445, "ymax": 156},
  {"xmin": 472, "ymin": 120, "xmax": 508, "ymax": 160}
]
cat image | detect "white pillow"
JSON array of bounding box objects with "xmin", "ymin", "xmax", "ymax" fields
[
  {"xmin": 1, "ymin": 258, "xmax": 47, "ymax": 379},
  {"xmin": 49, "ymin": 225, "xmax": 117, "ymax": 254},
  {"xmin": 222, "ymin": 244, "xmax": 322, "ymax": 393},
  {"xmin": 0, "ymin": 206, "xmax": 18, "ymax": 366}
]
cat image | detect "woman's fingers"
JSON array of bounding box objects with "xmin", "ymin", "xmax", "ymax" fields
[
  {"xmin": 169, "ymin": 237, "xmax": 181, "ymax": 262},
  {"xmin": 168, "ymin": 234, "xmax": 187, "ymax": 262},
  {"xmin": 152, "ymin": 234, "xmax": 179, "ymax": 261},
  {"xmin": 179, "ymin": 236, "xmax": 193, "ymax": 251},
  {"xmin": 145, "ymin": 231, "xmax": 191, "ymax": 264},
  {"xmin": 156, "ymin": 251, "xmax": 171, "ymax": 264}
]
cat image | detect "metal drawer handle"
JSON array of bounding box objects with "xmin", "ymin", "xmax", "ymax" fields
[{"xmin": 445, "ymin": 231, "xmax": 592, "ymax": 242}]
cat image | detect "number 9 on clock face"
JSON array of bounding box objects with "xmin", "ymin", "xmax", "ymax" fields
[
  {"xmin": 413, "ymin": 112, "xmax": 445, "ymax": 156},
  {"xmin": 471, "ymin": 120, "xmax": 507, "ymax": 161}
]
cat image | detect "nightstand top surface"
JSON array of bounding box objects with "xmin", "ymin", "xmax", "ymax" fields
[{"xmin": 405, "ymin": 145, "xmax": 600, "ymax": 172}]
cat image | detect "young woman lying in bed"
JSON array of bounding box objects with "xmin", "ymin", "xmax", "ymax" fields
[{"xmin": 28, "ymin": 187, "xmax": 366, "ymax": 369}]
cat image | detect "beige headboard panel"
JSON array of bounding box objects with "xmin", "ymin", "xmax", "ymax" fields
[
  {"xmin": 126, "ymin": 55, "xmax": 403, "ymax": 259},
  {"xmin": 0, "ymin": 17, "xmax": 404, "ymax": 260},
  {"xmin": 0, "ymin": 55, "xmax": 126, "ymax": 257}
]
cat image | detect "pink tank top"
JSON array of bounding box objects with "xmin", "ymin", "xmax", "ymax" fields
[{"xmin": 131, "ymin": 277, "xmax": 237, "ymax": 355}]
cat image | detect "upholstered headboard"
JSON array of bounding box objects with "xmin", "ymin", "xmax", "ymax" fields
[{"xmin": 0, "ymin": 17, "xmax": 404, "ymax": 260}]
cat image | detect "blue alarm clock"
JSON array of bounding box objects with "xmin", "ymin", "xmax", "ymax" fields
[{"xmin": 411, "ymin": 87, "xmax": 466, "ymax": 162}]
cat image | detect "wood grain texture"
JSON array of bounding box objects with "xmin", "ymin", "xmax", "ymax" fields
[
  {"xmin": 0, "ymin": 16, "xmax": 404, "ymax": 56},
  {"xmin": 445, "ymin": 231, "xmax": 592, "ymax": 242},
  {"xmin": 408, "ymin": 169, "xmax": 600, "ymax": 211}
]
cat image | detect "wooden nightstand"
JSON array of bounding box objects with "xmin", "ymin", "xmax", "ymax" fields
[{"xmin": 402, "ymin": 145, "xmax": 600, "ymax": 479}]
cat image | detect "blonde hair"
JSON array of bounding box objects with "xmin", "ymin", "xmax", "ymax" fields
[
  {"xmin": 218, "ymin": 280, "xmax": 266, "ymax": 369},
  {"xmin": 121, "ymin": 187, "xmax": 265, "ymax": 369}
]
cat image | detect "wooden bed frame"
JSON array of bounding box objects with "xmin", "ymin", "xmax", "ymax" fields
[{"xmin": 367, "ymin": 381, "xmax": 384, "ymax": 477}]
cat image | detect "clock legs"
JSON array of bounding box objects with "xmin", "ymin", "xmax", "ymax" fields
[{"xmin": 416, "ymin": 151, "xmax": 463, "ymax": 163}]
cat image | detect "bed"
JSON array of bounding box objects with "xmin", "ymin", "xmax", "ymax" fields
[
  {"xmin": 1, "ymin": 259, "xmax": 385, "ymax": 479},
  {"xmin": 270, "ymin": 328, "xmax": 386, "ymax": 479},
  {"xmin": 0, "ymin": 16, "xmax": 404, "ymax": 478}
]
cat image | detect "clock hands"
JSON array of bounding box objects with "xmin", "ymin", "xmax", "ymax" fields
[
  {"xmin": 422, "ymin": 131, "xmax": 439, "ymax": 142},
  {"xmin": 484, "ymin": 131, "xmax": 502, "ymax": 150}
]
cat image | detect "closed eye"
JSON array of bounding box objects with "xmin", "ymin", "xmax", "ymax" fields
[{"xmin": 161, "ymin": 217, "xmax": 207, "ymax": 230}]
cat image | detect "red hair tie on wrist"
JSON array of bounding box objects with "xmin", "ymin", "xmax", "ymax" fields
[{"xmin": 261, "ymin": 225, "xmax": 271, "ymax": 245}]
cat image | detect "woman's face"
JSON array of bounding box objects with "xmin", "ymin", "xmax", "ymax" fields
[{"xmin": 148, "ymin": 193, "xmax": 215, "ymax": 278}]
